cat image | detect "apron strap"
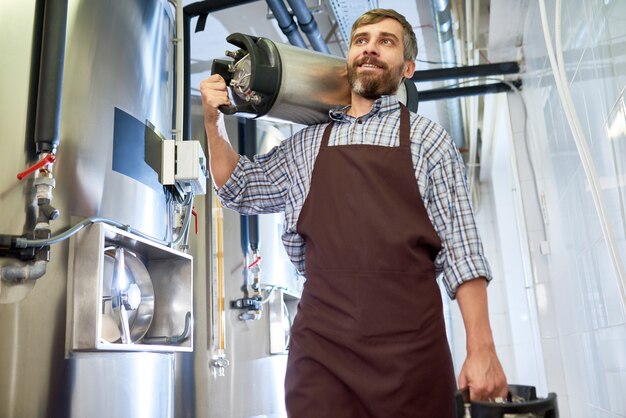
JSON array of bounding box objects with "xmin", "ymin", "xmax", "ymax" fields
[
  {"xmin": 399, "ymin": 103, "xmax": 411, "ymax": 149},
  {"xmin": 320, "ymin": 122, "xmax": 334, "ymax": 148},
  {"xmin": 320, "ymin": 103, "xmax": 411, "ymax": 149}
]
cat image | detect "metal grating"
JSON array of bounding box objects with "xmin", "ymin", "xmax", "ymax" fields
[{"xmin": 327, "ymin": 0, "xmax": 378, "ymax": 46}]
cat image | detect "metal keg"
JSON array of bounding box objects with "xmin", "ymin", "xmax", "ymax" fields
[{"xmin": 456, "ymin": 385, "xmax": 559, "ymax": 418}]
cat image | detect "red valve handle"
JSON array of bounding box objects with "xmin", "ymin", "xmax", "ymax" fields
[
  {"xmin": 247, "ymin": 255, "xmax": 262, "ymax": 269},
  {"xmin": 17, "ymin": 154, "xmax": 56, "ymax": 180},
  {"xmin": 191, "ymin": 207, "xmax": 198, "ymax": 235}
]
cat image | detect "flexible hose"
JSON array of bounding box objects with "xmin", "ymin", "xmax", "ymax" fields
[
  {"xmin": 15, "ymin": 192, "xmax": 194, "ymax": 250},
  {"xmin": 539, "ymin": 0, "xmax": 626, "ymax": 307}
]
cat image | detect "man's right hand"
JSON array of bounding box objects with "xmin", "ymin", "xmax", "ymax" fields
[
  {"xmin": 199, "ymin": 75, "xmax": 240, "ymax": 189},
  {"xmin": 200, "ymin": 74, "xmax": 231, "ymax": 125}
]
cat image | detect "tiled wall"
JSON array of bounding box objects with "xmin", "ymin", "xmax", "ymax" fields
[{"xmin": 452, "ymin": 0, "xmax": 626, "ymax": 417}]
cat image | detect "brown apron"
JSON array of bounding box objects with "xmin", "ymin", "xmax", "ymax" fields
[{"xmin": 286, "ymin": 105, "xmax": 456, "ymax": 418}]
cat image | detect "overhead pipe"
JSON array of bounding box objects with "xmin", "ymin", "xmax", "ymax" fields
[
  {"xmin": 34, "ymin": 0, "xmax": 68, "ymax": 155},
  {"xmin": 411, "ymin": 61, "xmax": 520, "ymax": 82},
  {"xmin": 266, "ymin": 0, "xmax": 307, "ymax": 48},
  {"xmin": 285, "ymin": 0, "xmax": 331, "ymax": 53},
  {"xmin": 418, "ymin": 80, "xmax": 522, "ymax": 102},
  {"xmin": 430, "ymin": 0, "xmax": 466, "ymax": 149},
  {"xmin": 184, "ymin": 0, "xmax": 260, "ymax": 18}
]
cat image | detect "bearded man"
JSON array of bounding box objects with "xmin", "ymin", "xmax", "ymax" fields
[{"xmin": 200, "ymin": 8, "xmax": 507, "ymax": 418}]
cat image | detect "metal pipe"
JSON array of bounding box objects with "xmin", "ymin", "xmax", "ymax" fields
[
  {"xmin": 285, "ymin": 0, "xmax": 330, "ymax": 53},
  {"xmin": 184, "ymin": 0, "xmax": 259, "ymax": 16},
  {"xmin": 266, "ymin": 0, "xmax": 307, "ymax": 48},
  {"xmin": 143, "ymin": 312, "xmax": 192, "ymax": 344},
  {"xmin": 417, "ymin": 81, "xmax": 522, "ymax": 102},
  {"xmin": 430, "ymin": 0, "xmax": 465, "ymax": 149},
  {"xmin": 237, "ymin": 118, "xmax": 259, "ymax": 253},
  {"xmin": 183, "ymin": 13, "xmax": 192, "ymax": 142},
  {"xmin": 173, "ymin": 0, "xmax": 184, "ymax": 140},
  {"xmin": 411, "ymin": 61, "xmax": 520, "ymax": 82},
  {"xmin": 34, "ymin": 0, "xmax": 68, "ymax": 154},
  {"xmin": 0, "ymin": 260, "xmax": 47, "ymax": 282},
  {"xmin": 244, "ymin": 119, "xmax": 259, "ymax": 253}
]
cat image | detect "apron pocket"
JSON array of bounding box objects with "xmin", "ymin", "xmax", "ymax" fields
[{"xmin": 358, "ymin": 271, "xmax": 442, "ymax": 337}]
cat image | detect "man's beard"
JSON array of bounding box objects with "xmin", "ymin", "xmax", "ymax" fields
[{"xmin": 347, "ymin": 57, "xmax": 404, "ymax": 100}]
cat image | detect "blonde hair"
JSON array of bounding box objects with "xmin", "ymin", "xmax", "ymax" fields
[{"xmin": 350, "ymin": 8, "xmax": 418, "ymax": 62}]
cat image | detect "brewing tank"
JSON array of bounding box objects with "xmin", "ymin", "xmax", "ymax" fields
[{"xmin": 0, "ymin": 0, "xmax": 188, "ymax": 417}]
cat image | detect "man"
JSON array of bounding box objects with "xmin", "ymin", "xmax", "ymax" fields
[{"xmin": 200, "ymin": 8, "xmax": 507, "ymax": 418}]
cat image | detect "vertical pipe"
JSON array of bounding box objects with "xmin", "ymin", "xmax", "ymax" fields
[
  {"xmin": 430, "ymin": 0, "xmax": 466, "ymax": 149},
  {"xmin": 34, "ymin": 0, "xmax": 68, "ymax": 154},
  {"xmin": 237, "ymin": 118, "xmax": 260, "ymax": 298},
  {"xmin": 237, "ymin": 118, "xmax": 250, "ymax": 257},
  {"xmin": 244, "ymin": 120, "xmax": 259, "ymax": 253},
  {"xmin": 238, "ymin": 118, "xmax": 259, "ymax": 253},
  {"xmin": 174, "ymin": 0, "xmax": 184, "ymax": 140},
  {"xmin": 183, "ymin": 13, "xmax": 192, "ymax": 142}
]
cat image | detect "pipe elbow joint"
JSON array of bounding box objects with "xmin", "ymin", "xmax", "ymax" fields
[{"xmin": 0, "ymin": 260, "xmax": 48, "ymax": 283}]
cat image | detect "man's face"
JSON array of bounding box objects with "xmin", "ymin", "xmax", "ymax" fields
[{"xmin": 347, "ymin": 18, "xmax": 415, "ymax": 100}]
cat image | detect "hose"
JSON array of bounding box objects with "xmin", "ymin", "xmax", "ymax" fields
[
  {"xmin": 14, "ymin": 192, "xmax": 195, "ymax": 250},
  {"xmin": 539, "ymin": 0, "xmax": 626, "ymax": 307}
]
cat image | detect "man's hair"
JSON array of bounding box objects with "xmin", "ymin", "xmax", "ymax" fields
[{"xmin": 350, "ymin": 8, "xmax": 418, "ymax": 63}]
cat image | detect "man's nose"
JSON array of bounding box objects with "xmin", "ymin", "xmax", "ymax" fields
[{"xmin": 363, "ymin": 44, "xmax": 379, "ymax": 56}]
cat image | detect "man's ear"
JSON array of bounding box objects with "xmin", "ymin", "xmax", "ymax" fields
[{"xmin": 403, "ymin": 60, "xmax": 416, "ymax": 79}]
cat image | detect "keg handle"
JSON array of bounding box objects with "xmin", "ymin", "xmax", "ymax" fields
[{"xmin": 456, "ymin": 385, "xmax": 559, "ymax": 418}]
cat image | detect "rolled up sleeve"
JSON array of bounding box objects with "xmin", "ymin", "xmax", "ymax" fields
[
  {"xmin": 216, "ymin": 144, "xmax": 290, "ymax": 215},
  {"xmin": 429, "ymin": 142, "xmax": 492, "ymax": 299}
]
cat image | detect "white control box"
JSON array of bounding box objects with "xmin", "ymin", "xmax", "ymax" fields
[{"xmin": 162, "ymin": 140, "xmax": 207, "ymax": 195}]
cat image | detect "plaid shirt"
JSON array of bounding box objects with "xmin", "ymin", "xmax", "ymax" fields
[{"xmin": 217, "ymin": 95, "xmax": 492, "ymax": 298}]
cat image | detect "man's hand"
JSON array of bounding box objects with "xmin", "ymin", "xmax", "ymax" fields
[
  {"xmin": 200, "ymin": 74, "xmax": 231, "ymax": 126},
  {"xmin": 458, "ymin": 344, "xmax": 508, "ymax": 401},
  {"xmin": 455, "ymin": 278, "xmax": 508, "ymax": 401},
  {"xmin": 199, "ymin": 75, "xmax": 239, "ymax": 189}
]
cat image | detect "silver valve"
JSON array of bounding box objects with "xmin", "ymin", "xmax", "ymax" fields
[{"xmin": 121, "ymin": 282, "xmax": 141, "ymax": 311}]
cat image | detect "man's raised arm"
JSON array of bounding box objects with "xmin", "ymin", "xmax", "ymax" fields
[{"xmin": 200, "ymin": 74, "xmax": 240, "ymax": 189}]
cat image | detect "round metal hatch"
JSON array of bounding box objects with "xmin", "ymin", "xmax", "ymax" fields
[{"xmin": 101, "ymin": 247, "xmax": 155, "ymax": 344}]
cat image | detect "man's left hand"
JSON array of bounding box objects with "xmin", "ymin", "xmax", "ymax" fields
[{"xmin": 458, "ymin": 345, "xmax": 508, "ymax": 401}]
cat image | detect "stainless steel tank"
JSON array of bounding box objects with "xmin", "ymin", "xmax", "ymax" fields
[
  {"xmin": 1, "ymin": 1, "xmax": 301, "ymax": 417},
  {"xmin": 0, "ymin": 0, "xmax": 185, "ymax": 417}
]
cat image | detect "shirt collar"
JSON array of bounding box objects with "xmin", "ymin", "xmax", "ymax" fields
[{"xmin": 328, "ymin": 95, "xmax": 401, "ymax": 122}]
